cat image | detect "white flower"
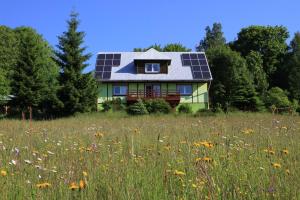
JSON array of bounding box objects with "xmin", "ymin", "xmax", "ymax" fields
[
  {"xmin": 11, "ymin": 159, "xmax": 17, "ymax": 165},
  {"xmin": 37, "ymin": 158, "xmax": 42, "ymax": 161},
  {"xmin": 47, "ymin": 151, "xmax": 55, "ymax": 155},
  {"xmin": 24, "ymin": 159, "xmax": 32, "ymax": 164}
]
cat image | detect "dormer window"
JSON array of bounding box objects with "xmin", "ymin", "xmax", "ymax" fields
[{"xmin": 145, "ymin": 63, "xmax": 160, "ymax": 73}]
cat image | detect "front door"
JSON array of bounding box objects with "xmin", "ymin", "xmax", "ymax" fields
[{"xmin": 145, "ymin": 84, "xmax": 161, "ymax": 98}]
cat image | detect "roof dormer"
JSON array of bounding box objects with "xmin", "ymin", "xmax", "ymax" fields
[{"xmin": 134, "ymin": 48, "xmax": 171, "ymax": 74}]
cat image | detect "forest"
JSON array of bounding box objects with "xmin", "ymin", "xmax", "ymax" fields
[{"xmin": 0, "ymin": 13, "xmax": 300, "ymax": 118}]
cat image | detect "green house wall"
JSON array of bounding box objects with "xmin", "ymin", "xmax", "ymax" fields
[{"xmin": 97, "ymin": 82, "xmax": 209, "ymax": 111}]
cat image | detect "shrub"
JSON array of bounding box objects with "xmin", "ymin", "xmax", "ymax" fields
[
  {"xmin": 144, "ymin": 99, "xmax": 172, "ymax": 114},
  {"xmin": 102, "ymin": 98, "xmax": 126, "ymax": 112},
  {"xmin": 194, "ymin": 109, "xmax": 216, "ymax": 117},
  {"xmin": 127, "ymin": 99, "xmax": 148, "ymax": 115},
  {"xmin": 264, "ymin": 87, "xmax": 291, "ymax": 109},
  {"xmin": 102, "ymin": 101, "xmax": 112, "ymax": 112},
  {"xmin": 178, "ymin": 104, "xmax": 192, "ymax": 114}
]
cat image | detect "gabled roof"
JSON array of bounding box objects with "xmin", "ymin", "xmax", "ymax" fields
[
  {"xmin": 134, "ymin": 48, "xmax": 171, "ymax": 61},
  {"xmin": 95, "ymin": 50, "xmax": 212, "ymax": 82}
]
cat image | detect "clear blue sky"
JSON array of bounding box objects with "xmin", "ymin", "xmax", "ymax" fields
[{"xmin": 1, "ymin": 0, "xmax": 299, "ymax": 72}]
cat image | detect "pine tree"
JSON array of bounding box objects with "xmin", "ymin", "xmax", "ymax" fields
[
  {"xmin": 196, "ymin": 23, "xmax": 226, "ymax": 51},
  {"xmin": 56, "ymin": 12, "xmax": 97, "ymax": 115},
  {"xmin": 11, "ymin": 27, "xmax": 61, "ymax": 117}
]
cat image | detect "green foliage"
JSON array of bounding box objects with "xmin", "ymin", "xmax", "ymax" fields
[
  {"xmin": 127, "ymin": 99, "xmax": 148, "ymax": 115},
  {"xmin": 144, "ymin": 99, "xmax": 172, "ymax": 114},
  {"xmin": 233, "ymin": 25, "xmax": 289, "ymax": 77},
  {"xmin": 162, "ymin": 43, "xmax": 191, "ymax": 52},
  {"xmin": 10, "ymin": 27, "xmax": 61, "ymax": 115},
  {"xmin": 207, "ymin": 46, "xmax": 262, "ymax": 111},
  {"xmin": 264, "ymin": 87, "xmax": 291, "ymax": 109},
  {"xmin": 102, "ymin": 98, "xmax": 126, "ymax": 112},
  {"xmin": 56, "ymin": 12, "xmax": 97, "ymax": 115},
  {"xmin": 133, "ymin": 43, "xmax": 190, "ymax": 52},
  {"xmin": 194, "ymin": 108, "xmax": 216, "ymax": 117},
  {"xmin": 196, "ymin": 22, "xmax": 226, "ymax": 51},
  {"xmin": 178, "ymin": 104, "xmax": 192, "ymax": 114},
  {"xmin": 0, "ymin": 26, "xmax": 18, "ymax": 104},
  {"xmin": 245, "ymin": 51, "xmax": 269, "ymax": 95}
]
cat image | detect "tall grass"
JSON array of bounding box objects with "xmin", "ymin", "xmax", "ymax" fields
[{"xmin": 0, "ymin": 113, "xmax": 299, "ymax": 199}]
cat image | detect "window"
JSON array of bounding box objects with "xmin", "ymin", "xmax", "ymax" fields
[
  {"xmin": 145, "ymin": 63, "xmax": 160, "ymax": 73},
  {"xmin": 177, "ymin": 85, "xmax": 192, "ymax": 95},
  {"xmin": 113, "ymin": 85, "xmax": 128, "ymax": 96}
]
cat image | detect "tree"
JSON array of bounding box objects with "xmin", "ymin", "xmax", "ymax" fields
[
  {"xmin": 133, "ymin": 44, "xmax": 162, "ymax": 52},
  {"xmin": 245, "ymin": 51, "xmax": 269, "ymax": 95},
  {"xmin": 0, "ymin": 26, "xmax": 18, "ymax": 104},
  {"xmin": 232, "ymin": 26, "xmax": 289, "ymax": 78},
  {"xmin": 264, "ymin": 87, "xmax": 291, "ymax": 109},
  {"xmin": 10, "ymin": 27, "xmax": 61, "ymax": 117},
  {"xmin": 206, "ymin": 46, "xmax": 262, "ymax": 111},
  {"xmin": 196, "ymin": 23, "xmax": 226, "ymax": 51},
  {"xmin": 133, "ymin": 43, "xmax": 191, "ymax": 52},
  {"xmin": 162, "ymin": 43, "xmax": 191, "ymax": 52},
  {"xmin": 56, "ymin": 12, "xmax": 97, "ymax": 115},
  {"xmin": 287, "ymin": 33, "xmax": 300, "ymax": 101}
]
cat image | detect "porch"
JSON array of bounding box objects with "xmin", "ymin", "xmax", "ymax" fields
[{"xmin": 127, "ymin": 90, "xmax": 180, "ymax": 107}]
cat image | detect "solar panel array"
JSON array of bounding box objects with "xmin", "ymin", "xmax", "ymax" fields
[
  {"xmin": 181, "ymin": 53, "xmax": 212, "ymax": 80},
  {"xmin": 95, "ymin": 54, "xmax": 121, "ymax": 80}
]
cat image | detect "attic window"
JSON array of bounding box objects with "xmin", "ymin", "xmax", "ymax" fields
[{"xmin": 145, "ymin": 63, "xmax": 160, "ymax": 73}]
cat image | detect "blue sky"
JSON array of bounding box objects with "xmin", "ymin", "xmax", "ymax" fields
[{"xmin": 1, "ymin": 0, "xmax": 299, "ymax": 72}]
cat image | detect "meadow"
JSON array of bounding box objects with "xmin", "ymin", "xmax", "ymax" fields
[{"xmin": 0, "ymin": 112, "xmax": 299, "ymax": 199}]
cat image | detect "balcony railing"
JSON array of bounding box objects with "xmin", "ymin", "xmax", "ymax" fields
[{"xmin": 127, "ymin": 90, "xmax": 180, "ymax": 107}]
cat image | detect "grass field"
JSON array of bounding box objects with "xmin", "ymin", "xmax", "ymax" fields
[{"xmin": 0, "ymin": 113, "xmax": 299, "ymax": 199}]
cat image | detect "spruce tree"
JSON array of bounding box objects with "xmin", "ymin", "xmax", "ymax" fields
[
  {"xmin": 11, "ymin": 27, "xmax": 61, "ymax": 117},
  {"xmin": 56, "ymin": 12, "xmax": 97, "ymax": 115}
]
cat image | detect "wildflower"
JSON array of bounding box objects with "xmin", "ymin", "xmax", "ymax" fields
[
  {"xmin": 202, "ymin": 157, "xmax": 213, "ymax": 162},
  {"xmin": 69, "ymin": 182, "xmax": 79, "ymax": 190},
  {"xmin": 174, "ymin": 170, "xmax": 186, "ymax": 176},
  {"xmin": 94, "ymin": 132, "xmax": 104, "ymax": 138},
  {"xmin": 10, "ymin": 160, "xmax": 17, "ymax": 165},
  {"xmin": 1, "ymin": 170, "xmax": 7, "ymax": 176},
  {"xmin": 263, "ymin": 149, "xmax": 275, "ymax": 155},
  {"xmin": 36, "ymin": 182, "xmax": 51, "ymax": 189},
  {"xmin": 24, "ymin": 159, "xmax": 32, "ymax": 164},
  {"xmin": 285, "ymin": 169, "xmax": 290, "ymax": 175},
  {"xmin": 242, "ymin": 128, "xmax": 254, "ymax": 134},
  {"xmin": 83, "ymin": 171, "xmax": 88, "ymax": 177},
  {"xmin": 79, "ymin": 180, "xmax": 86, "ymax": 189},
  {"xmin": 281, "ymin": 149, "xmax": 289, "ymax": 155},
  {"xmin": 272, "ymin": 163, "xmax": 281, "ymax": 169}
]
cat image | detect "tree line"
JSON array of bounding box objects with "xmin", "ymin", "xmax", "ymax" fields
[
  {"xmin": 1, "ymin": 13, "xmax": 300, "ymax": 118},
  {"xmin": 0, "ymin": 12, "xmax": 97, "ymax": 118},
  {"xmin": 135, "ymin": 24, "xmax": 300, "ymax": 113}
]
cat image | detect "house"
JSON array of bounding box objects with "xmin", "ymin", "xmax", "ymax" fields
[{"xmin": 95, "ymin": 48, "xmax": 212, "ymax": 112}]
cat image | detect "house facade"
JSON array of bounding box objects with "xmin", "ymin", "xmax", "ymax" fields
[{"xmin": 95, "ymin": 48, "xmax": 212, "ymax": 112}]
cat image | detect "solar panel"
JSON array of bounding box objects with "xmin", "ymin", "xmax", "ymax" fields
[
  {"xmin": 95, "ymin": 54, "xmax": 121, "ymax": 80},
  {"xmin": 181, "ymin": 53, "xmax": 212, "ymax": 80}
]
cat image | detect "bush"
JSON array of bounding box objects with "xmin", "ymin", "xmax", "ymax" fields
[
  {"xmin": 127, "ymin": 99, "xmax": 148, "ymax": 115},
  {"xmin": 102, "ymin": 101, "xmax": 112, "ymax": 112},
  {"xmin": 194, "ymin": 109, "xmax": 216, "ymax": 117},
  {"xmin": 144, "ymin": 99, "xmax": 172, "ymax": 114},
  {"xmin": 264, "ymin": 87, "xmax": 291, "ymax": 109},
  {"xmin": 102, "ymin": 98, "xmax": 126, "ymax": 112},
  {"xmin": 178, "ymin": 104, "xmax": 192, "ymax": 114}
]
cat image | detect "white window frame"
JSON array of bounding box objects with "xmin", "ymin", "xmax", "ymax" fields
[
  {"xmin": 145, "ymin": 63, "xmax": 160, "ymax": 73},
  {"xmin": 177, "ymin": 85, "xmax": 192, "ymax": 96},
  {"xmin": 113, "ymin": 85, "xmax": 128, "ymax": 96}
]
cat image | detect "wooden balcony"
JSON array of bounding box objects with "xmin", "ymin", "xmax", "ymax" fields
[{"xmin": 127, "ymin": 90, "xmax": 180, "ymax": 107}]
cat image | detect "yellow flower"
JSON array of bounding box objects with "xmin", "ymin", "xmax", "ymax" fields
[
  {"xmin": 203, "ymin": 157, "xmax": 213, "ymax": 162},
  {"xmin": 83, "ymin": 171, "xmax": 88, "ymax": 177},
  {"xmin": 69, "ymin": 182, "xmax": 79, "ymax": 190},
  {"xmin": 174, "ymin": 170, "xmax": 186, "ymax": 176},
  {"xmin": 272, "ymin": 163, "xmax": 281, "ymax": 169},
  {"xmin": 1, "ymin": 170, "xmax": 7, "ymax": 177},
  {"xmin": 242, "ymin": 128, "xmax": 254, "ymax": 134},
  {"xmin": 281, "ymin": 149, "xmax": 289, "ymax": 155},
  {"xmin": 263, "ymin": 149, "xmax": 275, "ymax": 155},
  {"xmin": 36, "ymin": 182, "xmax": 51, "ymax": 189},
  {"xmin": 79, "ymin": 180, "xmax": 86, "ymax": 189},
  {"xmin": 94, "ymin": 132, "xmax": 104, "ymax": 138}
]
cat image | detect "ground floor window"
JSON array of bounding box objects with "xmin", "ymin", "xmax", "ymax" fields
[
  {"xmin": 177, "ymin": 84, "xmax": 192, "ymax": 95},
  {"xmin": 113, "ymin": 85, "xmax": 128, "ymax": 96}
]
